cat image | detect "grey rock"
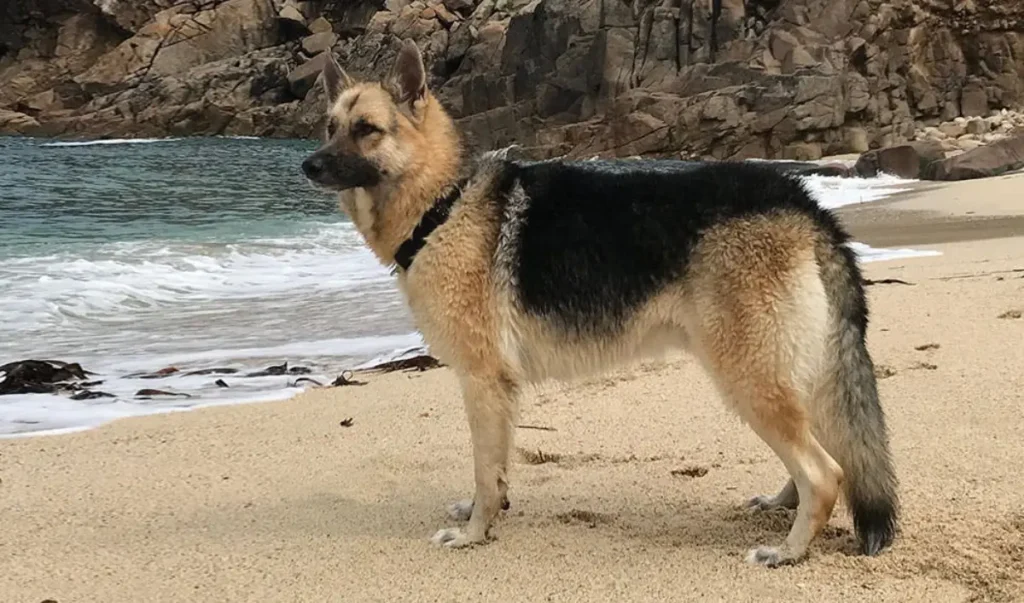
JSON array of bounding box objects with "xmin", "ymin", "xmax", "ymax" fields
[
  {"xmin": 854, "ymin": 141, "xmax": 946, "ymax": 179},
  {"xmin": 288, "ymin": 52, "xmax": 328, "ymax": 100},
  {"xmin": 925, "ymin": 135, "xmax": 1024, "ymax": 181},
  {"xmin": 301, "ymin": 32, "xmax": 338, "ymax": 56}
]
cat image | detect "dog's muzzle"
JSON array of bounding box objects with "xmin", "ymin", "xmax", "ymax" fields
[
  {"xmin": 301, "ymin": 154, "xmax": 327, "ymax": 180},
  {"xmin": 302, "ymin": 150, "xmax": 381, "ymax": 191}
]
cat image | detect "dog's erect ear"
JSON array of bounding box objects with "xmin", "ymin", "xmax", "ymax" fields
[
  {"xmin": 322, "ymin": 52, "xmax": 353, "ymax": 105},
  {"xmin": 389, "ymin": 39, "xmax": 426, "ymax": 109}
]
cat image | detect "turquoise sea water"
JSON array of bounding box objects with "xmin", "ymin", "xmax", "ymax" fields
[{"xmin": 0, "ymin": 136, "xmax": 422, "ymax": 436}]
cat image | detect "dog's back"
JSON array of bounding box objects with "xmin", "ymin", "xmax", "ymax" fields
[{"xmin": 491, "ymin": 158, "xmax": 848, "ymax": 335}]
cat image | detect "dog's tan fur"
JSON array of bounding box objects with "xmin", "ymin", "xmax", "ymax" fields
[{"xmin": 305, "ymin": 40, "xmax": 896, "ymax": 566}]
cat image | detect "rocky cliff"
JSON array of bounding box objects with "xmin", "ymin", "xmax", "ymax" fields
[{"xmin": 1, "ymin": 0, "xmax": 1023, "ymax": 160}]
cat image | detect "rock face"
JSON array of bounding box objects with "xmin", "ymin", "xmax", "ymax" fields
[
  {"xmin": 76, "ymin": 0, "xmax": 281, "ymax": 96},
  {"xmin": 1, "ymin": 0, "xmax": 1023, "ymax": 160},
  {"xmin": 0, "ymin": 109, "xmax": 42, "ymax": 135}
]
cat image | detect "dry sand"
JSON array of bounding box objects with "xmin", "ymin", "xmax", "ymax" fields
[{"xmin": 2, "ymin": 174, "xmax": 1023, "ymax": 603}]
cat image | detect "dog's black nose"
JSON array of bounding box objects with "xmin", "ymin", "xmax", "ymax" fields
[{"xmin": 302, "ymin": 155, "xmax": 324, "ymax": 179}]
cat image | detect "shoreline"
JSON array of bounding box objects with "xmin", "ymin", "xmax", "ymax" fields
[
  {"xmin": 0, "ymin": 343, "xmax": 432, "ymax": 441},
  {"xmin": 838, "ymin": 171, "xmax": 1024, "ymax": 247}
]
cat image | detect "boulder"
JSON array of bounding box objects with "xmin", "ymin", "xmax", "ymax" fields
[
  {"xmin": 960, "ymin": 82, "xmax": 989, "ymax": 118},
  {"xmin": 288, "ymin": 52, "xmax": 328, "ymax": 100},
  {"xmin": 924, "ymin": 135, "xmax": 1024, "ymax": 181},
  {"xmin": 442, "ymin": 0, "xmax": 475, "ymax": 14},
  {"xmin": 966, "ymin": 118, "xmax": 989, "ymax": 136},
  {"xmin": 277, "ymin": 5, "xmax": 309, "ymax": 40},
  {"xmin": 938, "ymin": 138, "xmax": 960, "ymax": 152},
  {"xmin": 308, "ymin": 17, "xmax": 333, "ymax": 34},
  {"xmin": 938, "ymin": 121, "xmax": 967, "ymax": 138},
  {"xmin": 0, "ymin": 109, "xmax": 42, "ymax": 135},
  {"xmin": 385, "ymin": 0, "xmax": 413, "ymax": 12},
  {"xmin": 854, "ymin": 141, "xmax": 946, "ymax": 179},
  {"xmin": 432, "ymin": 3, "xmax": 459, "ymax": 27},
  {"xmin": 278, "ymin": 4, "xmax": 307, "ymax": 29},
  {"xmin": 301, "ymin": 32, "xmax": 337, "ymax": 56}
]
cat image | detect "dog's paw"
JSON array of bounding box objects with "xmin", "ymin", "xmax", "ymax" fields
[
  {"xmin": 745, "ymin": 495, "xmax": 781, "ymax": 513},
  {"xmin": 744, "ymin": 495, "xmax": 796, "ymax": 514},
  {"xmin": 446, "ymin": 496, "xmax": 511, "ymax": 521},
  {"xmin": 744, "ymin": 545, "xmax": 802, "ymax": 568},
  {"xmin": 446, "ymin": 499, "xmax": 474, "ymax": 521},
  {"xmin": 429, "ymin": 527, "xmax": 479, "ymax": 549}
]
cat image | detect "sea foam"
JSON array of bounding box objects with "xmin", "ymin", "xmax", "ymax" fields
[{"xmin": 40, "ymin": 137, "xmax": 183, "ymax": 147}]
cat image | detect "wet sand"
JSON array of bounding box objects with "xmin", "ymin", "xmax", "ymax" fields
[
  {"xmin": 2, "ymin": 174, "xmax": 1023, "ymax": 602},
  {"xmin": 841, "ymin": 170, "xmax": 1024, "ymax": 247}
]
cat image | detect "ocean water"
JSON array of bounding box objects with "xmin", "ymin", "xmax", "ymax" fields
[{"xmin": 0, "ymin": 136, "xmax": 936, "ymax": 437}]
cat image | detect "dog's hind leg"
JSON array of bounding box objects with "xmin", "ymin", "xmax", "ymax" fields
[
  {"xmin": 730, "ymin": 388, "xmax": 842, "ymax": 567},
  {"xmin": 700, "ymin": 342, "xmax": 842, "ymax": 566},
  {"xmin": 690, "ymin": 239, "xmax": 844, "ymax": 566},
  {"xmin": 746, "ymin": 478, "xmax": 799, "ymax": 512},
  {"xmin": 431, "ymin": 372, "xmax": 518, "ymax": 548}
]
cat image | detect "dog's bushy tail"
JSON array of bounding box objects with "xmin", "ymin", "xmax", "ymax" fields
[{"xmin": 814, "ymin": 237, "xmax": 900, "ymax": 556}]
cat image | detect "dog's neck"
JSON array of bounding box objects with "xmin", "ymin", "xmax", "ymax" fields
[
  {"xmin": 392, "ymin": 178, "xmax": 465, "ymax": 272},
  {"xmin": 346, "ymin": 94, "xmax": 463, "ymax": 269}
]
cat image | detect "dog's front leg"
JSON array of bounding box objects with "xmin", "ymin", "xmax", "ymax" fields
[{"xmin": 431, "ymin": 374, "xmax": 518, "ymax": 549}]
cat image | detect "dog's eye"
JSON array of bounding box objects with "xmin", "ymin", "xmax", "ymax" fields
[
  {"xmin": 326, "ymin": 120, "xmax": 339, "ymax": 138},
  {"xmin": 351, "ymin": 119, "xmax": 381, "ymax": 139}
]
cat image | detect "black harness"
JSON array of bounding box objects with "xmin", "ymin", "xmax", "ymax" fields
[{"xmin": 392, "ymin": 179, "xmax": 467, "ymax": 272}]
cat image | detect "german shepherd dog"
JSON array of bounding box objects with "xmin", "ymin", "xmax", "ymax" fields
[{"xmin": 301, "ymin": 39, "xmax": 899, "ymax": 567}]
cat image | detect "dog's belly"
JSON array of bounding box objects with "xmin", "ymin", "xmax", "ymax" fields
[{"xmin": 502, "ymin": 315, "xmax": 692, "ymax": 384}]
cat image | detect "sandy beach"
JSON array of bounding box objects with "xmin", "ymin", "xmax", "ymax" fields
[{"xmin": 2, "ymin": 173, "xmax": 1023, "ymax": 603}]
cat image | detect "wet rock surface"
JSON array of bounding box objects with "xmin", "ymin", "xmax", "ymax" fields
[
  {"xmin": 0, "ymin": 353, "xmax": 442, "ymax": 403},
  {"xmin": 925, "ymin": 134, "xmax": 1024, "ymax": 181},
  {"xmin": 0, "ymin": 360, "xmax": 92, "ymax": 395}
]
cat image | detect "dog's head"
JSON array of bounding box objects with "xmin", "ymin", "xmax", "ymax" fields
[{"xmin": 301, "ymin": 39, "xmax": 435, "ymax": 193}]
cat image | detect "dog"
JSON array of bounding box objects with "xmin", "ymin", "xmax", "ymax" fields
[{"xmin": 301, "ymin": 39, "xmax": 900, "ymax": 567}]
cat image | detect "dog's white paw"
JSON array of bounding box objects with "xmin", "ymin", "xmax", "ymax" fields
[
  {"xmin": 744, "ymin": 492, "xmax": 799, "ymax": 514},
  {"xmin": 745, "ymin": 495, "xmax": 782, "ymax": 513},
  {"xmin": 430, "ymin": 527, "xmax": 476, "ymax": 548},
  {"xmin": 744, "ymin": 545, "xmax": 800, "ymax": 568},
  {"xmin": 446, "ymin": 499, "xmax": 474, "ymax": 521}
]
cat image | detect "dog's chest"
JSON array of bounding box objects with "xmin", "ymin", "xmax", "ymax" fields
[
  {"xmin": 399, "ymin": 271, "xmax": 464, "ymax": 369},
  {"xmin": 398, "ymin": 229, "xmax": 497, "ymax": 371}
]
